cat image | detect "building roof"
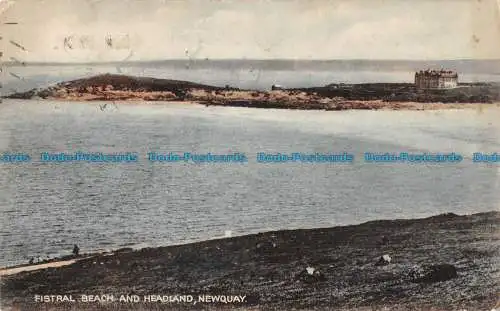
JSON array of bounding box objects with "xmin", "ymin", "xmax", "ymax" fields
[{"xmin": 415, "ymin": 69, "xmax": 458, "ymax": 78}]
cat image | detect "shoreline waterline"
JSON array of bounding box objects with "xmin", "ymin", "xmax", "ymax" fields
[
  {"xmin": 4, "ymin": 98, "xmax": 500, "ymax": 112},
  {"xmin": 0, "ymin": 210, "xmax": 496, "ymax": 272}
]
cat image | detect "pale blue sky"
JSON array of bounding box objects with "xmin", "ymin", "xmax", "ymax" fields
[{"xmin": 1, "ymin": 0, "xmax": 499, "ymax": 62}]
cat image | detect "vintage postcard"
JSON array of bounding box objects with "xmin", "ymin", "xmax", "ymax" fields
[{"xmin": 1, "ymin": 0, "xmax": 499, "ymax": 310}]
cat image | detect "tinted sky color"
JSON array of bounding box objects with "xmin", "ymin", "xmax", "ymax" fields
[{"xmin": 1, "ymin": 0, "xmax": 499, "ymax": 62}]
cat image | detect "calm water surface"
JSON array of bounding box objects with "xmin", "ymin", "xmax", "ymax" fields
[{"xmin": 0, "ymin": 99, "xmax": 499, "ymax": 267}]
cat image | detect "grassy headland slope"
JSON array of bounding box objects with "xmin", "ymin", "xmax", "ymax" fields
[{"xmin": 1, "ymin": 212, "xmax": 498, "ymax": 310}]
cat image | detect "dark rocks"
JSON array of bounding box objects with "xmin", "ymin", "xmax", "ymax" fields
[
  {"xmin": 408, "ymin": 264, "xmax": 458, "ymax": 283},
  {"xmin": 37, "ymin": 89, "xmax": 53, "ymax": 99},
  {"xmin": 379, "ymin": 235, "xmax": 389, "ymax": 245},
  {"xmin": 4, "ymin": 89, "xmax": 36, "ymax": 99},
  {"xmin": 375, "ymin": 254, "xmax": 392, "ymax": 266},
  {"xmin": 114, "ymin": 247, "xmax": 134, "ymax": 253},
  {"xmin": 255, "ymin": 240, "xmax": 277, "ymax": 254},
  {"xmin": 295, "ymin": 266, "xmax": 327, "ymax": 283},
  {"xmin": 172, "ymin": 89, "xmax": 187, "ymax": 100},
  {"xmin": 271, "ymin": 84, "xmax": 284, "ymax": 91}
]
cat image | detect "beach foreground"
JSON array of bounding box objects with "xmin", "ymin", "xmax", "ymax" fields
[
  {"xmin": 4, "ymin": 74, "xmax": 500, "ymax": 111},
  {"xmin": 1, "ymin": 211, "xmax": 499, "ymax": 310}
]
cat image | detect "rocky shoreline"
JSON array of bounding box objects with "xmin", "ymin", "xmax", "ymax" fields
[
  {"xmin": 4, "ymin": 74, "xmax": 500, "ymax": 111},
  {"xmin": 1, "ymin": 211, "xmax": 498, "ymax": 310}
]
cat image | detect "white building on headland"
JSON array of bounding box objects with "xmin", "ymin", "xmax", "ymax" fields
[{"xmin": 415, "ymin": 69, "xmax": 458, "ymax": 89}]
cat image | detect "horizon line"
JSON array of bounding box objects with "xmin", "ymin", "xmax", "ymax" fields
[{"xmin": 3, "ymin": 58, "xmax": 500, "ymax": 66}]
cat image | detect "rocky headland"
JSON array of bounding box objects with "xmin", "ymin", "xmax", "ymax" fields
[
  {"xmin": 1, "ymin": 211, "xmax": 498, "ymax": 310},
  {"xmin": 4, "ymin": 74, "xmax": 500, "ymax": 111}
]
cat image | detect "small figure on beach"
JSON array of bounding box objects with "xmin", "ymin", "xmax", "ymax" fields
[
  {"xmin": 29, "ymin": 257, "xmax": 34, "ymax": 264},
  {"xmin": 72, "ymin": 244, "xmax": 80, "ymax": 256}
]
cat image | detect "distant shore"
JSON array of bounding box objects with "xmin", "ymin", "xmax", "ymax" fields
[
  {"xmin": 1, "ymin": 211, "xmax": 498, "ymax": 310},
  {"xmin": 4, "ymin": 74, "xmax": 500, "ymax": 111}
]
